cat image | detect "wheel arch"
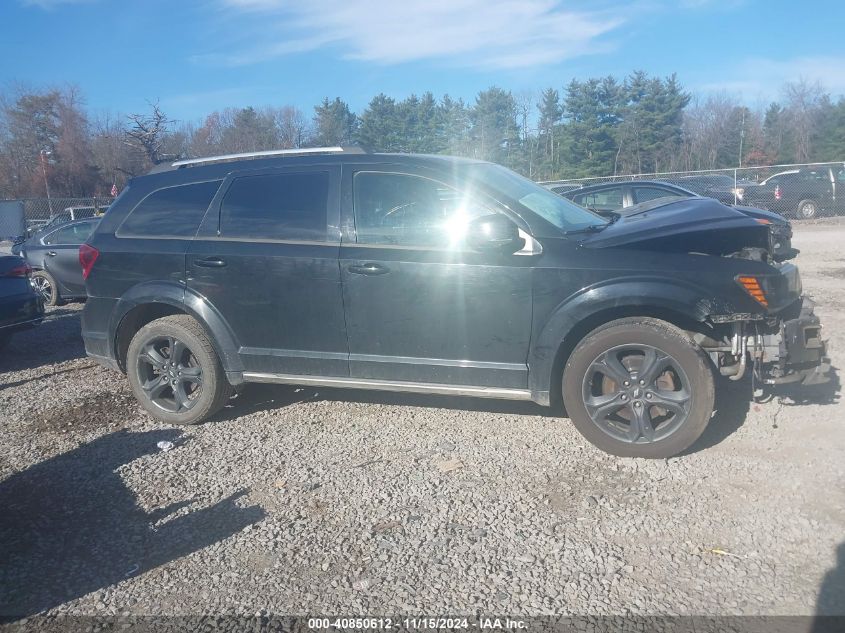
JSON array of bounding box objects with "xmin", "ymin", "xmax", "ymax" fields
[
  {"xmin": 529, "ymin": 283, "xmax": 715, "ymax": 406},
  {"xmin": 110, "ymin": 282, "xmax": 244, "ymax": 378}
]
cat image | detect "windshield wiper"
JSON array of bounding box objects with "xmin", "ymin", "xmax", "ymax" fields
[{"xmin": 563, "ymin": 223, "xmax": 609, "ymax": 235}]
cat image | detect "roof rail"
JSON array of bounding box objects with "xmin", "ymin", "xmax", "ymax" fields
[{"xmin": 171, "ymin": 146, "xmax": 358, "ymax": 168}]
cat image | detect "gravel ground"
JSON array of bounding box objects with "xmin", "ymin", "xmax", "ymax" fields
[{"xmin": 0, "ymin": 221, "xmax": 843, "ymax": 619}]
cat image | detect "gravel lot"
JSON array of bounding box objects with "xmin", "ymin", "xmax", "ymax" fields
[{"xmin": 1, "ymin": 221, "xmax": 843, "ymax": 619}]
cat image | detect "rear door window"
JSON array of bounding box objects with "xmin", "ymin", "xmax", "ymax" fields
[
  {"xmin": 117, "ymin": 180, "xmax": 222, "ymax": 238},
  {"xmin": 219, "ymin": 172, "xmax": 329, "ymax": 241},
  {"xmin": 43, "ymin": 221, "xmax": 97, "ymax": 245},
  {"xmin": 571, "ymin": 187, "xmax": 624, "ymax": 212},
  {"xmin": 634, "ymin": 186, "xmax": 686, "ymax": 204}
]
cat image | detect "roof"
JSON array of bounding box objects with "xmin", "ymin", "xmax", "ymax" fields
[
  {"xmin": 139, "ymin": 150, "xmax": 487, "ymax": 188},
  {"xmin": 560, "ymin": 179, "xmax": 698, "ymax": 196}
]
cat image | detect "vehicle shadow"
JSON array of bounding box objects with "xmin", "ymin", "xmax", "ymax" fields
[
  {"xmin": 776, "ymin": 365, "xmax": 841, "ymax": 407},
  {"xmin": 813, "ymin": 541, "xmax": 845, "ymax": 630},
  {"xmin": 0, "ymin": 307, "xmax": 86, "ymax": 374},
  {"xmin": 216, "ymin": 382, "xmax": 556, "ymax": 423},
  {"xmin": 683, "ymin": 365, "xmax": 841, "ymax": 454},
  {"xmin": 683, "ymin": 374, "xmax": 752, "ymax": 454},
  {"xmin": 0, "ymin": 363, "xmax": 96, "ymax": 392},
  {"xmin": 0, "ymin": 429, "xmax": 265, "ymax": 621}
]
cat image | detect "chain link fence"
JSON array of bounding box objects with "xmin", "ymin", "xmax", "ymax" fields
[
  {"xmin": 5, "ymin": 197, "xmax": 114, "ymax": 236},
  {"xmin": 540, "ymin": 161, "xmax": 845, "ymax": 220}
]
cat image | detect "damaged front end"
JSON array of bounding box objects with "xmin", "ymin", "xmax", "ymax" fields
[
  {"xmin": 705, "ymin": 297, "xmax": 830, "ymax": 388},
  {"xmin": 579, "ymin": 196, "xmax": 829, "ymax": 389},
  {"xmin": 704, "ymin": 259, "xmax": 830, "ymax": 388},
  {"xmin": 717, "ymin": 297, "xmax": 830, "ymax": 385}
]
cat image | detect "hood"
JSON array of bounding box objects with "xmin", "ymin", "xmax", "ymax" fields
[
  {"xmin": 579, "ymin": 197, "xmax": 770, "ymax": 256},
  {"xmin": 732, "ymin": 204, "xmax": 788, "ymax": 225}
]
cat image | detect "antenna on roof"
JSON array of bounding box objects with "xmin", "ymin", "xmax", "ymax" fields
[{"xmin": 171, "ymin": 146, "xmax": 362, "ymax": 168}]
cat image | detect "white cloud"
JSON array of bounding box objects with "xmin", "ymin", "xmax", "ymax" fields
[
  {"xmin": 207, "ymin": 0, "xmax": 626, "ymax": 69},
  {"xmin": 697, "ymin": 56, "xmax": 845, "ymax": 101}
]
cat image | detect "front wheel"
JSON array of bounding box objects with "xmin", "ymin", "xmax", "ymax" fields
[
  {"xmin": 562, "ymin": 317, "xmax": 715, "ymax": 458},
  {"xmin": 126, "ymin": 315, "xmax": 232, "ymax": 425}
]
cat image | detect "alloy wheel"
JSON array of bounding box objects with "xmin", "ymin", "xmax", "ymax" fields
[
  {"xmin": 581, "ymin": 344, "xmax": 692, "ymax": 444},
  {"xmin": 799, "ymin": 202, "xmax": 817, "ymax": 219},
  {"xmin": 31, "ymin": 275, "xmax": 52, "ymax": 303},
  {"xmin": 135, "ymin": 336, "xmax": 204, "ymax": 413}
]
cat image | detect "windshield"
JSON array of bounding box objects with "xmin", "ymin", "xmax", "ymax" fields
[{"xmin": 466, "ymin": 164, "xmax": 607, "ymax": 233}]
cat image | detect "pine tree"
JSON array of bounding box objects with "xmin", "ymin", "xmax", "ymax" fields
[
  {"xmin": 356, "ymin": 94, "xmax": 400, "ymax": 151},
  {"xmin": 312, "ymin": 97, "xmax": 357, "ymax": 146},
  {"xmin": 470, "ymin": 87, "xmax": 519, "ymax": 166},
  {"xmin": 537, "ymin": 88, "xmax": 562, "ymax": 178}
]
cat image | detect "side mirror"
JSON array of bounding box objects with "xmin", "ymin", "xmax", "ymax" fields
[{"xmin": 466, "ymin": 214, "xmax": 525, "ymax": 253}]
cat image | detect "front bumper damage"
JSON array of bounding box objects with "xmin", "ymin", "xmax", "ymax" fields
[
  {"xmin": 712, "ymin": 296, "xmax": 830, "ymax": 387},
  {"xmin": 754, "ymin": 297, "xmax": 830, "ymax": 386}
]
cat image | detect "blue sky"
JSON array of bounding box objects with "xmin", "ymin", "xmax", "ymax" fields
[{"xmin": 2, "ymin": 0, "xmax": 845, "ymax": 125}]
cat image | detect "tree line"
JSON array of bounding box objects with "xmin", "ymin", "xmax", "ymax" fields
[{"xmin": 1, "ymin": 72, "xmax": 843, "ymax": 199}]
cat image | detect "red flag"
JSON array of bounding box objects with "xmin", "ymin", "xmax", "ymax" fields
[{"xmin": 110, "ymin": 183, "xmax": 118, "ymax": 197}]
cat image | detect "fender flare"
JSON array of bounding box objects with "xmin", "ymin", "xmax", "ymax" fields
[
  {"xmin": 109, "ymin": 281, "xmax": 244, "ymax": 375},
  {"xmin": 528, "ymin": 277, "xmax": 723, "ymax": 401}
]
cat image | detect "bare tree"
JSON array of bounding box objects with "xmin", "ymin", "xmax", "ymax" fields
[
  {"xmin": 91, "ymin": 112, "xmax": 134, "ymax": 191},
  {"xmin": 783, "ymin": 78, "xmax": 825, "ymax": 162},
  {"xmin": 274, "ymin": 105, "xmax": 310, "ymax": 149},
  {"xmin": 124, "ymin": 101, "xmax": 174, "ymax": 167},
  {"xmin": 681, "ymin": 93, "xmax": 740, "ymax": 170}
]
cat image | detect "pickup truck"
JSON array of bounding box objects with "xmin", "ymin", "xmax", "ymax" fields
[{"xmin": 744, "ymin": 165, "xmax": 845, "ymax": 219}]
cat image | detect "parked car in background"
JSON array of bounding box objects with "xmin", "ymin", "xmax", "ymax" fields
[
  {"xmin": 20, "ymin": 205, "xmax": 108, "ymax": 237},
  {"xmin": 559, "ymin": 180, "xmax": 797, "ymax": 262},
  {"xmin": 743, "ymin": 166, "xmax": 845, "ymax": 219},
  {"xmin": 543, "ymin": 182, "xmax": 584, "ymax": 196},
  {"xmin": 42, "ymin": 205, "xmax": 106, "ymax": 230},
  {"xmin": 566, "ymin": 180, "xmax": 689, "ymax": 213},
  {"xmin": 17, "ymin": 218, "xmax": 99, "ymax": 305},
  {"xmin": 0, "ymin": 255, "xmax": 44, "ymax": 351},
  {"xmin": 80, "ymin": 148, "xmax": 828, "ymax": 459},
  {"xmin": 674, "ymin": 174, "xmax": 756, "ymax": 206}
]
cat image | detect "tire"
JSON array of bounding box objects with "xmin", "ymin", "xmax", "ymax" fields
[
  {"xmin": 126, "ymin": 315, "xmax": 232, "ymax": 425},
  {"xmin": 797, "ymin": 199, "xmax": 819, "ymax": 219},
  {"xmin": 562, "ymin": 317, "xmax": 715, "ymax": 458},
  {"xmin": 31, "ymin": 270, "xmax": 61, "ymax": 306}
]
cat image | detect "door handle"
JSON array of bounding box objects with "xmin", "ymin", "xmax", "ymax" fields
[
  {"xmin": 46, "ymin": 251, "xmax": 57, "ymax": 257},
  {"xmin": 348, "ymin": 263, "xmax": 390, "ymax": 276},
  {"xmin": 193, "ymin": 257, "xmax": 227, "ymax": 268}
]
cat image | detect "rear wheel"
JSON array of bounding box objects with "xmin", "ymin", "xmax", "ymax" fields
[
  {"xmin": 562, "ymin": 317, "xmax": 715, "ymax": 458},
  {"xmin": 126, "ymin": 315, "xmax": 231, "ymax": 425},
  {"xmin": 31, "ymin": 270, "xmax": 60, "ymax": 306},
  {"xmin": 797, "ymin": 199, "xmax": 819, "ymax": 219}
]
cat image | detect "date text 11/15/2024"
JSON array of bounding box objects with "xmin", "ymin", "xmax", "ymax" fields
[{"xmin": 307, "ymin": 617, "xmax": 527, "ymax": 630}]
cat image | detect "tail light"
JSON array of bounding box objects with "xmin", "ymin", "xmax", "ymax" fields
[
  {"xmin": 737, "ymin": 275, "xmax": 768, "ymax": 308},
  {"xmin": 3, "ymin": 263, "xmax": 32, "ymax": 278},
  {"xmin": 774, "ymin": 185, "xmax": 781, "ymax": 200},
  {"xmin": 79, "ymin": 244, "xmax": 99, "ymax": 280}
]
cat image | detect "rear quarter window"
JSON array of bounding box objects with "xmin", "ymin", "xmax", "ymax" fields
[
  {"xmin": 219, "ymin": 171, "xmax": 329, "ymax": 241},
  {"xmin": 117, "ymin": 180, "xmax": 222, "ymax": 238}
]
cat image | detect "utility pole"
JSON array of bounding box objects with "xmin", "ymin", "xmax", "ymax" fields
[{"xmin": 40, "ymin": 149, "xmax": 54, "ymax": 215}]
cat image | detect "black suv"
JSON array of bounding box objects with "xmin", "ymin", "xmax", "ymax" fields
[{"xmin": 81, "ymin": 149, "xmax": 829, "ymax": 458}]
